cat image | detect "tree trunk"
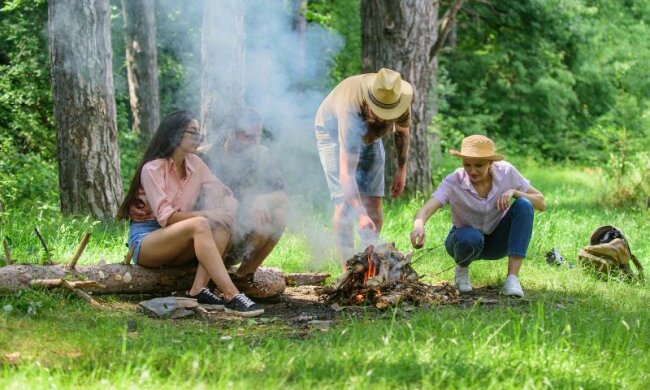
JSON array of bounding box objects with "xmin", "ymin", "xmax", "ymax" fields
[
  {"xmin": 49, "ymin": 0, "xmax": 122, "ymax": 219},
  {"xmin": 200, "ymin": 0, "xmax": 246, "ymax": 139},
  {"xmin": 361, "ymin": 0, "xmax": 438, "ymax": 194},
  {"xmin": 121, "ymin": 0, "xmax": 160, "ymax": 141}
]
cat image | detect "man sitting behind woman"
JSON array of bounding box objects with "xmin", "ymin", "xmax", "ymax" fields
[
  {"xmin": 411, "ymin": 135, "xmax": 546, "ymax": 297},
  {"xmin": 116, "ymin": 110, "xmax": 264, "ymax": 317}
]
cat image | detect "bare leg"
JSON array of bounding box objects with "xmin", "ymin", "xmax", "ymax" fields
[
  {"xmin": 137, "ymin": 217, "xmax": 239, "ymax": 300},
  {"xmin": 193, "ymin": 224, "xmax": 232, "ymax": 294},
  {"xmin": 333, "ymin": 202, "xmax": 354, "ymax": 267},
  {"xmin": 361, "ymin": 196, "xmax": 383, "ymax": 231},
  {"xmin": 507, "ymin": 256, "xmax": 523, "ymax": 276},
  {"xmin": 235, "ymin": 208, "xmax": 287, "ymax": 277}
]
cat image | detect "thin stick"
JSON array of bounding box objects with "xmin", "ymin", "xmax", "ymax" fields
[
  {"xmin": 68, "ymin": 231, "xmax": 91, "ymax": 269},
  {"xmin": 30, "ymin": 278, "xmax": 64, "ymax": 288},
  {"xmin": 123, "ymin": 246, "xmax": 135, "ymax": 265},
  {"xmin": 2, "ymin": 238, "xmax": 12, "ymax": 265},
  {"xmin": 62, "ymin": 280, "xmax": 102, "ymax": 308},
  {"xmin": 33, "ymin": 227, "xmax": 52, "ymax": 265}
]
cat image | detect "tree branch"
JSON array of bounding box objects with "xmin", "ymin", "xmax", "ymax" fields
[{"xmin": 429, "ymin": 0, "xmax": 465, "ymax": 61}]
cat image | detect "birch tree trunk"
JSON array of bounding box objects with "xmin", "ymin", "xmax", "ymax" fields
[
  {"xmin": 49, "ymin": 0, "xmax": 122, "ymax": 219},
  {"xmin": 121, "ymin": 0, "xmax": 160, "ymax": 141},
  {"xmin": 200, "ymin": 0, "xmax": 246, "ymax": 139},
  {"xmin": 361, "ymin": 0, "xmax": 438, "ymax": 194}
]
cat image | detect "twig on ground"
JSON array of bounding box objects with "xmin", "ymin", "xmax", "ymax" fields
[
  {"xmin": 33, "ymin": 227, "xmax": 53, "ymax": 265},
  {"xmin": 2, "ymin": 238, "xmax": 12, "ymax": 265},
  {"xmin": 68, "ymin": 231, "xmax": 91, "ymax": 269},
  {"xmin": 62, "ymin": 280, "xmax": 102, "ymax": 308}
]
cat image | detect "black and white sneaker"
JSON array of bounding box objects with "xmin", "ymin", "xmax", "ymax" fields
[
  {"xmin": 225, "ymin": 293, "xmax": 265, "ymax": 317},
  {"xmin": 186, "ymin": 288, "xmax": 226, "ymax": 310}
]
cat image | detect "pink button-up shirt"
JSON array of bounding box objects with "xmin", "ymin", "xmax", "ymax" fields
[
  {"xmin": 431, "ymin": 161, "xmax": 531, "ymax": 234},
  {"xmin": 129, "ymin": 154, "xmax": 231, "ymax": 226}
]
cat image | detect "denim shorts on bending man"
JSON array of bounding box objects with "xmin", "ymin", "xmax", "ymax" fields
[
  {"xmin": 128, "ymin": 220, "xmax": 161, "ymax": 264},
  {"xmin": 315, "ymin": 126, "xmax": 385, "ymax": 202}
]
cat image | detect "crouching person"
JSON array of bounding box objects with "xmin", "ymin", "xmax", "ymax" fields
[
  {"xmin": 410, "ymin": 135, "xmax": 546, "ymax": 297},
  {"xmin": 202, "ymin": 107, "xmax": 288, "ymax": 299},
  {"xmin": 116, "ymin": 110, "xmax": 264, "ymax": 317}
]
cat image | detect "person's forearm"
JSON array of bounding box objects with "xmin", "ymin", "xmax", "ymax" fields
[
  {"xmin": 166, "ymin": 210, "xmax": 204, "ymax": 225},
  {"xmin": 341, "ymin": 174, "xmax": 366, "ymax": 216},
  {"xmin": 514, "ymin": 190, "xmax": 546, "ymax": 211},
  {"xmin": 413, "ymin": 199, "xmax": 442, "ymax": 229},
  {"xmin": 394, "ymin": 129, "xmax": 409, "ymax": 168},
  {"xmin": 413, "ymin": 208, "xmax": 432, "ymax": 229}
]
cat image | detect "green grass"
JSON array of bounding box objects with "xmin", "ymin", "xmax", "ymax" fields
[{"xmin": 1, "ymin": 161, "xmax": 649, "ymax": 389}]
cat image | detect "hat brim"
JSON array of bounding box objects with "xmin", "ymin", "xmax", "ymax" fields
[
  {"xmin": 363, "ymin": 73, "xmax": 413, "ymax": 120},
  {"xmin": 449, "ymin": 149, "xmax": 504, "ymax": 161}
]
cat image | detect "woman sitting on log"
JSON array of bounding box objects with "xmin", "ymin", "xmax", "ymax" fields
[
  {"xmin": 410, "ymin": 135, "xmax": 546, "ymax": 297},
  {"xmin": 116, "ymin": 110, "xmax": 264, "ymax": 317}
]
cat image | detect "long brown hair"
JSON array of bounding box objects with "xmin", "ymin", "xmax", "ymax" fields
[{"xmin": 116, "ymin": 110, "xmax": 196, "ymax": 220}]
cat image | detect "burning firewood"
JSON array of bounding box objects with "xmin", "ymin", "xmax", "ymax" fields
[{"xmin": 320, "ymin": 243, "xmax": 459, "ymax": 309}]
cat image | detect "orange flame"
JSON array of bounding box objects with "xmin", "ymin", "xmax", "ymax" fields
[{"xmin": 363, "ymin": 251, "xmax": 377, "ymax": 286}]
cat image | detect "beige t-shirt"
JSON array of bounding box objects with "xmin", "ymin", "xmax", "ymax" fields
[{"xmin": 314, "ymin": 75, "xmax": 410, "ymax": 153}]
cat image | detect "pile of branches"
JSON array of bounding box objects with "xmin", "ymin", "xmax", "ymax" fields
[{"xmin": 320, "ymin": 243, "xmax": 459, "ymax": 309}]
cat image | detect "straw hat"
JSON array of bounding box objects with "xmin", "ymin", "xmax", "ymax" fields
[
  {"xmin": 449, "ymin": 135, "xmax": 504, "ymax": 161},
  {"xmin": 363, "ymin": 68, "xmax": 413, "ymax": 120}
]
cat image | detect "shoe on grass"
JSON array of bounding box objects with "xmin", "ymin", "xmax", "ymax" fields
[
  {"xmin": 225, "ymin": 293, "xmax": 265, "ymax": 317},
  {"xmin": 185, "ymin": 288, "xmax": 226, "ymax": 310},
  {"xmin": 502, "ymin": 274, "xmax": 524, "ymax": 297},
  {"xmin": 454, "ymin": 264, "xmax": 472, "ymax": 292}
]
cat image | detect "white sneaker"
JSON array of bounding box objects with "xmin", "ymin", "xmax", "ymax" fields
[
  {"xmin": 503, "ymin": 274, "xmax": 524, "ymax": 297},
  {"xmin": 454, "ymin": 265, "xmax": 472, "ymax": 292}
]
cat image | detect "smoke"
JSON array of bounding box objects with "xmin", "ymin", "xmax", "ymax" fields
[{"xmin": 158, "ymin": 0, "xmax": 344, "ymax": 265}]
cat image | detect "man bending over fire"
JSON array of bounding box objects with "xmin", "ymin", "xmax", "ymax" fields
[
  {"xmin": 314, "ymin": 68, "xmax": 414, "ymax": 265},
  {"xmin": 202, "ymin": 108, "xmax": 288, "ymax": 299}
]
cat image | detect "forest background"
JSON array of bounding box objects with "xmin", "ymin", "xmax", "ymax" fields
[
  {"xmin": 1, "ymin": 1, "xmax": 649, "ymax": 388},
  {"xmin": 1, "ymin": 0, "xmax": 649, "ymax": 213}
]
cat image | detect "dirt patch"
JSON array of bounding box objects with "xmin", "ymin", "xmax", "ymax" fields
[
  {"xmin": 459, "ymin": 285, "xmax": 532, "ymax": 308},
  {"xmin": 103, "ymin": 284, "xmax": 530, "ymax": 329}
]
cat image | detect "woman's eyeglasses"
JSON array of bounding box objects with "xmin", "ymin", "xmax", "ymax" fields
[{"xmin": 184, "ymin": 130, "xmax": 205, "ymax": 142}]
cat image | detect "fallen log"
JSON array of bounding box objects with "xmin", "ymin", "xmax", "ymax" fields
[
  {"xmin": 0, "ymin": 263, "xmax": 287, "ymax": 297},
  {"xmin": 284, "ymin": 272, "xmax": 330, "ymax": 286},
  {"xmin": 0, "ymin": 263, "xmax": 197, "ymax": 294}
]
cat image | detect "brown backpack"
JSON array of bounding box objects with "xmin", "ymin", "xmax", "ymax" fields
[{"xmin": 578, "ymin": 225, "xmax": 644, "ymax": 280}]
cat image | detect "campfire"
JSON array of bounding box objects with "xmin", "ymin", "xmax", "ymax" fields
[{"xmin": 320, "ymin": 243, "xmax": 459, "ymax": 309}]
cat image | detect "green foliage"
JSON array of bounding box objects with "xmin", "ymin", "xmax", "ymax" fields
[
  {"xmin": 155, "ymin": 0, "xmax": 202, "ymax": 114},
  {"xmin": 438, "ymin": 0, "xmax": 650, "ymax": 162},
  {"xmin": 0, "ymin": 0, "xmax": 58, "ymax": 209},
  {"xmin": 306, "ymin": 0, "xmax": 361, "ymax": 84},
  {"xmin": 0, "ymin": 0, "xmax": 54, "ymax": 159}
]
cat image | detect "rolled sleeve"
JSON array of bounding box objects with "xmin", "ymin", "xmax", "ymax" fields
[
  {"xmin": 140, "ymin": 164, "xmax": 177, "ymax": 227},
  {"xmin": 509, "ymin": 164, "xmax": 531, "ymax": 192},
  {"xmin": 431, "ymin": 176, "xmax": 452, "ymax": 205}
]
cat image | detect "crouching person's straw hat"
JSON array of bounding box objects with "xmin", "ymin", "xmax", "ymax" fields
[
  {"xmin": 449, "ymin": 135, "xmax": 504, "ymax": 161},
  {"xmin": 363, "ymin": 68, "xmax": 413, "ymax": 120}
]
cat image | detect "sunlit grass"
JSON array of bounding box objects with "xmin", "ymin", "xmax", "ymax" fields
[{"xmin": 1, "ymin": 160, "xmax": 649, "ymax": 388}]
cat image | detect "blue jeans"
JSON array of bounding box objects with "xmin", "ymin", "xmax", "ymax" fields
[
  {"xmin": 128, "ymin": 220, "xmax": 161, "ymax": 264},
  {"xmin": 444, "ymin": 198, "xmax": 534, "ymax": 266}
]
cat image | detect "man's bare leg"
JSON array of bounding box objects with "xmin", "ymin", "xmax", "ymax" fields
[
  {"xmin": 235, "ymin": 208, "xmax": 287, "ymax": 277},
  {"xmin": 334, "ymin": 202, "xmax": 354, "ymax": 267}
]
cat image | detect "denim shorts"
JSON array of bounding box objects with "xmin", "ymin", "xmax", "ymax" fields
[
  {"xmin": 128, "ymin": 220, "xmax": 161, "ymax": 264},
  {"xmin": 315, "ymin": 126, "xmax": 385, "ymax": 201}
]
